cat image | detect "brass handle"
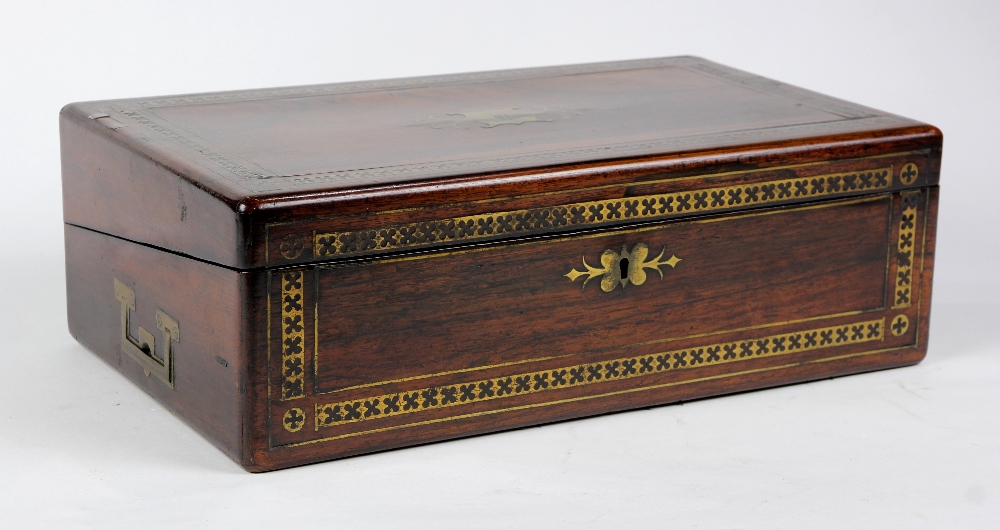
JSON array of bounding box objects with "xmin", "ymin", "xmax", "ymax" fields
[
  {"xmin": 114, "ymin": 279, "xmax": 179, "ymax": 388},
  {"xmin": 565, "ymin": 243, "xmax": 680, "ymax": 292}
]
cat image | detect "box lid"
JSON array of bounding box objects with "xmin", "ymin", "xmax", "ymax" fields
[{"xmin": 60, "ymin": 56, "xmax": 941, "ymax": 270}]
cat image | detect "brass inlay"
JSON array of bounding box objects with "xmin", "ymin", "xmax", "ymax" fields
[
  {"xmin": 280, "ymin": 272, "xmax": 306, "ymax": 400},
  {"xmin": 313, "ymin": 167, "xmax": 893, "ymax": 259},
  {"xmin": 279, "ymin": 234, "xmax": 304, "ymax": 260},
  {"xmin": 899, "ymin": 163, "xmax": 918, "ymax": 185},
  {"xmin": 893, "ymin": 192, "xmax": 920, "ymax": 308},
  {"xmin": 295, "ymin": 344, "xmax": 911, "ymax": 448},
  {"xmin": 416, "ymin": 107, "xmax": 583, "ymax": 129},
  {"xmin": 310, "ymin": 195, "xmax": 890, "ymax": 396},
  {"xmin": 113, "ymin": 279, "xmax": 179, "ymax": 389},
  {"xmin": 283, "ymin": 408, "xmax": 306, "ymax": 433},
  {"xmin": 891, "ymin": 314, "xmax": 910, "ymax": 336},
  {"xmin": 566, "ymin": 243, "xmax": 680, "ymax": 291},
  {"xmin": 315, "ymin": 318, "xmax": 884, "ymax": 430}
]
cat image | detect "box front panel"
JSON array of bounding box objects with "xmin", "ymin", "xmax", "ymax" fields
[{"xmin": 262, "ymin": 188, "xmax": 934, "ymax": 463}]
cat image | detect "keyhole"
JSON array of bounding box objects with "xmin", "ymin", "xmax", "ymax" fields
[{"xmin": 619, "ymin": 258, "xmax": 630, "ymax": 280}]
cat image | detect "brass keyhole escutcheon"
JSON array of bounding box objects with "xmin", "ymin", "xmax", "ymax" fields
[{"xmin": 565, "ymin": 243, "xmax": 681, "ymax": 292}]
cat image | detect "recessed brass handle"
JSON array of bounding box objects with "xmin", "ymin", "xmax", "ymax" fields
[
  {"xmin": 565, "ymin": 243, "xmax": 680, "ymax": 292},
  {"xmin": 114, "ymin": 278, "xmax": 179, "ymax": 388}
]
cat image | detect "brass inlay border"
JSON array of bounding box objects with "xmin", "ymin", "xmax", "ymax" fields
[
  {"xmin": 108, "ymin": 54, "xmax": 895, "ymax": 192},
  {"xmin": 313, "ymin": 167, "xmax": 892, "ymax": 258},
  {"xmin": 292, "ymin": 343, "xmax": 908, "ymax": 448},
  {"xmin": 566, "ymin": 243, "xmax": 681, "ymax": 291},
  {"xmin": 314, "ymin": 318, "xmax": 884, "ymax": 430},
  {"xmin": 893, "ymin": 192, "xmax": 919, "ymax": 308},
  {"xmin": 280, "ymin": 272, "xmax": 306, "ymax": 400},
  {"xmin": 275, "ymin": 151, "xmax": 921, "ymax": 220},
  {"xmin": 309, "ymin": 195, "xmax": 892, "ymax": 396}
]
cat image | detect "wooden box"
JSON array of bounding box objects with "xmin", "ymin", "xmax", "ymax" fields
[{"xmin": 61, "ymin": 57, "xmax": 941, "ymax": 472}]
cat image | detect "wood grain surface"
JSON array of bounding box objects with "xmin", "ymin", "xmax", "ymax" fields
[
  {"xmin": 64, "ymin": 225, "xmax": 253, "ymax": 463},
  {"xmin": 62, "ymin": 185, "xmax": 938, "ymax": 471},
  {"xmin": 60, "ymin": 57, "xmax": 942, "ymax": 471},
  {"xmin": 246, "ymin": 189, "xmax": 936, "ymax": 470},
  {"xmin": 60, "ymin": 56, "xmax": 941, "ymax": 268}
]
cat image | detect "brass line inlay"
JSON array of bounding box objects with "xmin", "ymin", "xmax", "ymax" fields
[
  {"xmin": 306, "ymin": 195, "xmax": 891, "ymax": 396},
  {"xmin": 292, "ymin": 151, "xmax": 925, "ymax": 219},
  {"xmin": 292, "ymin": 342, "xmax": 910, "ymax": 448},
  {"xmin": 312, "ymin": 308, "xmax": 877, "ymax": 396},
  {"xmin": 355, "ymin": 195, "xmax": 888, "ymax": 267},
  {"xmin": 280, "ymin": 272, "xmax": 306, "ymax": 400},
  {"xmin": 313, "ymin": 318, "xmax": 884, "ymax": 430},
  {"xmin": 893, "ymin": 192, "xmax": 919, "ymax": 308},
  {"xmin": 313, "ymin": 167, "xmax": 892, "ymax": 259}
]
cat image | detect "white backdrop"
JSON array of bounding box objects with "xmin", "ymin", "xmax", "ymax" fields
[{"xmin": 1, "ymin": 1, "xmax": 998, "ymax": 528}]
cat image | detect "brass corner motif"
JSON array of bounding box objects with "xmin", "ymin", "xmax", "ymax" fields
[
  {"xmin": 113, "ymin": 278, "xmax": 179, "ymax": 388},
  {"xmin": 283, "ymin": 408, "xmax": 306, "ymax": 433},
  {"xmin": 279, "ymin": 234, "xmax": 305, "ymax": 260},
  {"xmin": 566, "ymin": 243, "xmax": 680, "ymax": 292},
  {"xmin": 890, "ymin": 314, "xmax": 910, "ymax": 336},
  {"xmin": 899, "ymin": 163, "xmax": 919, "ymax": 185}
]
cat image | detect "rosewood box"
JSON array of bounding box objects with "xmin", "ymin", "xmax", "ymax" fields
[{"xmin": 61, "ymin": 57, "xmax": 941, "ymax": 471}]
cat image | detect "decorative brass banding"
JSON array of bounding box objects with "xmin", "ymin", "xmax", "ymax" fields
[
  {"xmin": 315, "ymin": 318, "xmax": 884, "ymax": 430},
  {"xmin": 893, "ymin": 192, "xmax": 919, "ymax": 308},
  {"xmin": 313, "ymin": 167, "xmax": 893, "ymax": 259},
  {"xmin": 280, "ymin": 272, "xmax": 306, "ymax": 400},
  {"xmin": 566, "ymin": 243, "xmax": 680, "ymax": 291}
]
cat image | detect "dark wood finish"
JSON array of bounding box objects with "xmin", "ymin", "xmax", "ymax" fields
[
  {"xmin": 251, "ymin": 190, "xmax": 934, "ymax": 465},
  {"xmin": 61, "ymin": 56, "xmax": 940, "ymax": 268},
  {"xmin": 313, "ymin": 197, "xmax": 892, "ymax": 394},
  {"xmin": 60, "ymin": 57, "xmax": 942, "ymax": 472},
  {"xmin": 64, "ymin": 225, "xmax": 252, "ymax": 463}
]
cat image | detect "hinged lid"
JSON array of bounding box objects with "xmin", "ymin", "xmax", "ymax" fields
[{"xmin": 60, "ymin": 56, "xmax": 941, "ymax": 269}]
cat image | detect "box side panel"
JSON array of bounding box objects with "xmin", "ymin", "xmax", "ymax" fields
[
  {"xmin": 249, "ymin": 188, "xmax": 937, "ymax": 471},
  {"xmin": 60, "ymin": 104, "xmax": 246, "ymax": 268},
  {"xmin": 65, "ymin": 224, "xmax": 251, "ymax": 463},
  {"xmin": 913, "ymin": 186, "xmax": 938, "ymax": 362}
]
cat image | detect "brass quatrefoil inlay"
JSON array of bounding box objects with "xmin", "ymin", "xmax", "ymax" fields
[{"xmin": 565, "ymin": 243, "xmax": 680, "ymax": 292}]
